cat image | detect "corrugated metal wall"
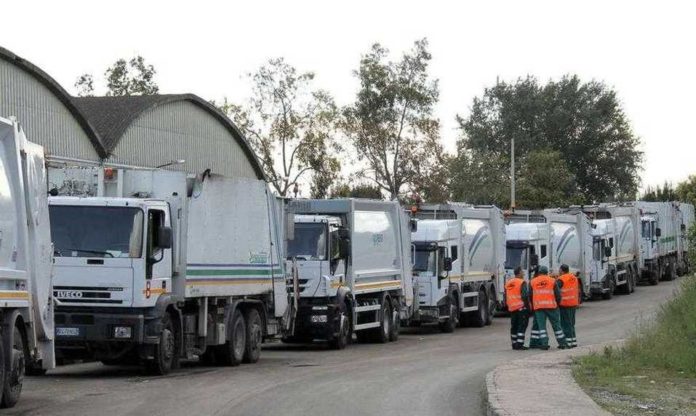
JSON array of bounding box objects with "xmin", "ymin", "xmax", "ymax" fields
[
  {"xmin": 0, "ymin": 59, "xmax": 100, "ymax": 161},
  {"xmin": 107, "ymin": 101, "xmax": 258, "ymax": 178}
]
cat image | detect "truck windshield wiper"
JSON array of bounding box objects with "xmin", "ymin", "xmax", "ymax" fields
[{"xmin": 55, "ymin": 248, "xmax": 114, "ymax": 258}]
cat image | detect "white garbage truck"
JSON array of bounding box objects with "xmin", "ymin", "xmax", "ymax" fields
[
  {"xmin": 411, "ymin": 203, "xmax": 505, "ymax": 323},
  {"xmin": 48, "ymin": 168, "xmax": 289, "ymax": 374},
  {"xmin": 284, "ymin": 199, "xmax": 413, "ymax": 348},
  {"xmin": 634, "ymin": 201, "xmax": 685, "ymax": 282},
  {"xmin": 504, "ymin": 221, "xmax": 553, "ymax": 281},
  {"xmin": 0, "ymin": 117, "xmax": 55, "ymax": 407},
  {"xmin": 580, "ymin": 205, "xmax": 640, "ymax": 297},
  {"xmin": 543, "ymin": 210, "xmax": 593, "ymax": 299}
]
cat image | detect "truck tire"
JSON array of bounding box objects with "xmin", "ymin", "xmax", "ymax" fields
[
  {"xmin": 485, "ymin": 289, "xmax": 495, "ymax": 326},
  {"xmin": 0, "ymin": 331, "xmax": 5, "ymax": 406},
  {"xmin": 329, "ymin": 301, "xmax": 351, "ymax": 350},
  {"xmin": 147, "ymin": 314, "xmax": 176, "ymax": 375},
  {"xmin": 602, "ymin": 277, "xmax": 614, "ymax": 300},
  {"xmin": 438, "ymin": 294, "xmax": 458, "ymax": 333},
  {"xmin": 1, "ymin": 326, "xmax": 24, "ymax": 408},
  {"xmin": 469, "ymin": 290, "xmax": 488, "ymax": 328},
  {"xmin": 389, "ymin": 300, "xmax": 400, "ymax": 342},
  {"xmin": 217, "ymin": 308, "xmax": 246, "ymax": 366},
  {"xmin": 648, "ymin": 269, "xmax": 659, "ymax": 286},
  {"xmin": 243, "ymin": 309, "xmax": 262, "ymax": 364},
  {"xmin": 664, "ymin": 261, "xmax": 676, "ymax": 281},
  {"xmin": 374, "ymin": 297, "xmax": 391, "ymax": 344}
]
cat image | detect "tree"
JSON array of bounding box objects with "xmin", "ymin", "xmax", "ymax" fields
[
  {"xmin": 642, "ymin": 182, "xmax": 677, "ymax": 202},
  {"xmin": 74, "ymin": 56, "xmax": 159, "ymax": 97},
  {"xmin": 453, "ymin": 75, "xmax": 642, "ymax": 207},
  {"xmin": 332, "ymin": 183, "xmax": 383, "ymax": 199},
  {"xmin": 219, "ymin": 59, "xmax": 340, "ymax": 197},
  {"xmin": 343, "ymin": 39, "xmax": 445, "ymax": 201},
  {"xmin": 516, "ymin": 150, "xmax": 577, "ymax": 209},
  {"xmin": 676, "ymin": 176, "xmax": 696, "ymax": 205}
]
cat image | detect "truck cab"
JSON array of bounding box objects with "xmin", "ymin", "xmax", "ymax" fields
[
  {"xmin": 589, "ymin": 219, "xmax": 614, "ymax": 297},
  {"xmin": 49, "ymin": 196, "xmax": 175, "ymax": 362},
  {"xmin": 504, "ymin": 223, "xmax": 552, "ymax": 280},
  {"xmin": 286, "ymin": 214, "xmax": 347, "ymax": 299},
  {"xmin": 640, "ymin": 215, "xmax": 659, "ymax": 268},
  {"xmin": 410, "ymin": 220, "xmax": 458, "ymax": 327}
]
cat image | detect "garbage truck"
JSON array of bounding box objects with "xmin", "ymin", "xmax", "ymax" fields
[
  {"xmin": 580, "ymin": 205, "xmax": 640, "ymax": 296},
  {"xmin": 284, "ymin": 199, "xmax": 413, "ymax": 348},
  {"xmin": 410, "ymin": 203, "xmax": 505, "ymax": 322},
  {"xmin": 49, "ymin": 168, "xmax": 290, "ymax": 374},
  {"xmin": 504, "ymin": 222, "xmax": 553, "ymax": 281},
  {"xmin": 0, "ymin": 117, "xmax": 55, "ymax": 407},
  {"xmin": 544, "ymin": 210, "xmax": 593, "ymax": 299},
  {"xmin": 635, "ymin": 201, "xmax": 684, "ymax": 281}
]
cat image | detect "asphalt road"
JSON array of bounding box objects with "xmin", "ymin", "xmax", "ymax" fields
[{"xmin": 8, "ymin": 279, "xmax": 682, "ymax": 416}]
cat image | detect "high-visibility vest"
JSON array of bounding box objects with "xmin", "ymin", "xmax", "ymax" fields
[
  {"xmin": 559, "ymin": 273, "xmax": 580, "ymax": 307},
  {"xmin": 530, "ymin": 275, "xmax": 557, "ymax": 310},
  {"xmin": 505, "ymin": 278, "xmax": 525, "ymax": 312}
]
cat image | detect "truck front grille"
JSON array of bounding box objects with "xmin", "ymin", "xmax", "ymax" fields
[{"xmin": 54, "ymin": 286, "xmax": 124, "ymax": 304}]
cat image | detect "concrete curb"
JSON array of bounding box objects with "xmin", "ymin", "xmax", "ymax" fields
[{"xmin": 485, "ymin": 341, "xmax": 624, "ymax": 416}]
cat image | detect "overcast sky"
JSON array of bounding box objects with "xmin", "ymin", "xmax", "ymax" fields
[{"xmin": 2, "ymin": 0, "xmax": 693, "ymax": 190}]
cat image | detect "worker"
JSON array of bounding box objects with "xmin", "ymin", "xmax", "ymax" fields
[
  {"xmin": 529, "ymin": 266, "xmax": 568, "ymax": 350},
  {"xmin": 504, "ymin": 266, "xmax": 530, "ymax": 350},
  {"xmin": 557, "ymin": 264, "xmax": 579, "ymax": 348}
]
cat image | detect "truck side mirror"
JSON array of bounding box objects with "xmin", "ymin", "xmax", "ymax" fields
[
  {"xmin": 655, "ymin": 228, "xmax": 662, "ymax": 238},
  {"xmin": 530, "ymin": 254, "xmax": 539, "ymax": 267},
  {"xmin": 604, "ymin": 246, "xmax": 612, "ymax": 258},
  {"xmin": 410, "ymin": 218, "xmax": 418, "ymax": 232},
  {"xmin": 681, "ymin": 224, "xmax": 686, "ymax": 232},
  {"xmin": 157, "ymin": 226, "xmax": 173, "ymax": 249},
  {"xmin": 443, "ymin": 257, "xmax": 452, "ymax": 272}
]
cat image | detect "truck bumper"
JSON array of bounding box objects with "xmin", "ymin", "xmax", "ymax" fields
[
  {"xmin": 292, "ymin": 299, "xmax": 340, "ymax": 341},
  {"xmin": 410, "ymin": 307, "xmax": 440, "ymax": 324},
  {"xmin": 54, "ymin": 308, "xmax": 160, "ymax": 360}
]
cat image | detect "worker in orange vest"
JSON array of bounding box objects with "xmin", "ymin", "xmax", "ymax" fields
[
  {"xmin": 558, "ymin": 264, "xmax": 579, "ymax": 348},
  {"xmin": 529, "ymin": 266, "xmax": 568, "ymax": 350},
  {"xmin": 504, "ymin": 266, "xmax": 530, "ymax": 350}
]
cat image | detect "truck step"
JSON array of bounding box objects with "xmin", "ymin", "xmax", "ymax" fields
[
  {"xmin": 461, "ymin": 292, "xmax": 479, "ymax": 298},
  {"xmin": 354, "ymin": 322, "xmax": 381, "ymax": 331},
  {"xmin": 355, "ymin": 304, "xmax": 382, "ymax": 313},
  {"xmin": 461, "ymin": 306, "xmax": 479, "ymax": 312}
]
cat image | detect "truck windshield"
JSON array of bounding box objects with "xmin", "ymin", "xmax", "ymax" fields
[
  {"xmin": 505, "ymin": 246, "xmax": 528, "ymax": 269},
  {"xmin": 413, "ymin": 248, "xmax": 436, "ymax": 273},
  {"xmin": 49, "ymin": 206, "xmax": 144, "ymax": 258},
  {"xmin": 287, "ymin": 223, "xmax": 327, "ymax": 260}
]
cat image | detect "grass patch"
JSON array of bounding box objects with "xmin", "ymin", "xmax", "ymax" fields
[{"xmin": 573, "ymin": 277, "xmax": 696, "ymax": 415}]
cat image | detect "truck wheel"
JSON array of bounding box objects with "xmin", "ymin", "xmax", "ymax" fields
[
  {"xmin": 147, "ymin": 314, "xmax": 176, "ymax": 375},
  {"xmin": 243, "ymin": 309, "xmax": 262, "ymax": 363},
  {"xmin": 329, "ymin": 302, "xmax": 351, "ymax": 350},
  {"xmin": 485, "ymin": 289, "xmax": 495, "ymax": 326},
  {"xmin": 375, "ymin": 297, "xmax": 391, "ymax": 343},
  {"xmin": 470, "ymin": 290, "xmax": 488, "ymax": 328},
  {"xmin": 665, "ymin": 262, "xmax": 676, "ymax": 281},
  {"xmin": 438, "ymin": 294, "xmax": 458, "ymax": 333},
  {"xmin": 648, "ymin": 269, "xmax": 659, "ymax": 286},
  {"xmin": 217, "ymin": 308, "xmax": 246, "ymax": 366},
  {"xmin": 602, "ymin": 277, "xmax": 614, "ymax": 300},
  {"xmin": 389, "ymin": 299, "xmax": 400, "ymax": 342},
  {"xmin": 1, "ymin": 326, "xmax": 24, "ymax": 408}
]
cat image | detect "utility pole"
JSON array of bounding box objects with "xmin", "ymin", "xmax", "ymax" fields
[{"xmin": 510, "ymin": 137, "xmax": 515, "ymax": 212}]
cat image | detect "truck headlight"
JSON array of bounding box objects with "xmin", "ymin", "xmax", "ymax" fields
[
  {"xmin": 311, "ymin": 315, "xmax": 328, "ymax": 323},
  {"xmin": 113, "ymin": 326, "xmax": 133, "ymax": 339}
]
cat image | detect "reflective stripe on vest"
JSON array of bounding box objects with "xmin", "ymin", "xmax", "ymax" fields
[
  {"xmin": 531, "ymin": 275, "xmax": 558, "ymax": 310},
  {"xmin": 505, "ymin": 278, "xmax": 525, "ymax": 312},
  {"xmin": 559, "ymin": 273, "xmax": 579, "ymax": 307}
]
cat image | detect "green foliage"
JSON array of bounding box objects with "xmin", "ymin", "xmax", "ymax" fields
[
  {"xmin": 343, "ymin": 39, "xmax": 447, "ymax": 201},
  {"xmin": 74, "ymin": 56, "xmax": 159, "ymax": 97},
  {"xmin": 331, "ymin": 183, "xmax": 383, "ymax": 199},
  {"xmin": 675, "ymin": 175, "xmax": 696, "ymax": 205},
  {"xmin": 105, "ymin": 56, "xmax": 159, "ymax": 96},
  {"xmin": 641, "ymin": 182, "xmax": 676, "ymax": 202},
  {"xmin": 516, "ymin": 150, "xmax": 578, "ymax": 209},
  {"xmin": 218, "ymin": 59, "xmax": 340, "ymax": 197},
  {"xmin": 575, "ymin": 277, "xmax": 696, "ymax": 378},
  {"xmin": 453, "ymin": 75, "xmax": 642, "ymax": 208}
]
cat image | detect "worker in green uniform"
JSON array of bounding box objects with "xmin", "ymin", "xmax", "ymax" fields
[
  {"xmin": 503, "ymin": 266, "xmax": 530, "ymax": 350},
  {"xmin": 529, "ymin": 266, "xmax": 568, "ymax": 350}
]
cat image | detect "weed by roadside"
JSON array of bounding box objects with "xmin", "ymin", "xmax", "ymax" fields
[{"xmin": 573, "ymin": 277, "xmax": 696, "ymax": 415}]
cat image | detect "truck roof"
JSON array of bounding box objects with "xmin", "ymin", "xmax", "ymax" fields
[
  {"xmin": 48, "ymin": 196, "xmax": 164, "ymax": 208},
  {"xmin": 506, "ymin": 222, "xmax": 549, "ymax": 241},
  {"xmin": 412, "ymin": 219, "xmax": 460, "ymax": 243}
]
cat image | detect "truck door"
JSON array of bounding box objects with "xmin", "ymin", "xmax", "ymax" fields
[{"xmin": 145, "ymin": 208, "xmax": 172, "ymax": 302}]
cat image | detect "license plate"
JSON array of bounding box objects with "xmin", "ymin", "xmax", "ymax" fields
[{"xmin": 56, "ymin": 327, "xmax": 81, "ymax": 337}]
